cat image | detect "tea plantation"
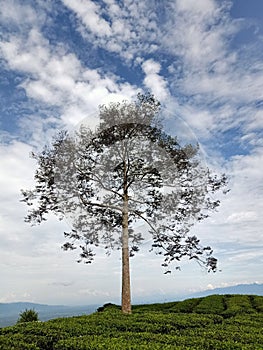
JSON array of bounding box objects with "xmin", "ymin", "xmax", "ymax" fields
[{"xmin": 0, "ymin": 294, "xmax": 262, "ymax": 349}]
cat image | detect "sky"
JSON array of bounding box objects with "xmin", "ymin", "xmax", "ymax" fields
[{"xmin": 0, "ymin": 0, "xmax": 262, "ymax": 306}]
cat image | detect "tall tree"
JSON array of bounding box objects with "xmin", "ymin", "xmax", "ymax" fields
[{"xmin": 21, "ymin": 94, "xmax": 228, "ymax": 314}]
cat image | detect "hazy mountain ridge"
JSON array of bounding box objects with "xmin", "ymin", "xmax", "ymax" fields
[
  {"xmin": 188, "ymin": 283, "xmax": 263, "ymax": 298},
  {"xmin": 0, "ymin": 303, "xmax": 99, "ymax": 328},
  {"xmin": 133, "ymin": 283, "xmax": 263, "ymax": 304},
  {"xmin": 1, "ymin": 302, "xmax": 73, "ymax": 313}
]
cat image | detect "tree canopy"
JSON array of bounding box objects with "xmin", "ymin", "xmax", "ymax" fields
[{"xmin": 21, "ymin": 93, "xmax": 228, "ymax": 313}]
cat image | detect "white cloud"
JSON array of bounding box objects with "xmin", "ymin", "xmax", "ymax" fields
[
  {"xmin": 175, "ymin": 0, "xmax": 217, "ymax": 14},
  {"xmin": 78, "ymin": 288, "xmax": 112, "ymax": 298},
  {"xmin": 246, "ymin": 110, "xmax": 263, "ymax": 132},
  {"xmin": 142, "ymin": 59, "xmax": 161, "ymax": 75},
  {"xmin": 156, "ymin": 0, "xmax": 263, "ymax": 140},
  {"xmin": 190, "ymin": 146, "xmax": 263, "ymax": 251},
  {"xmin": 226, "ymin": 211, "xmax": 258, "ymax": 224},
  {"xmin": 206, "ymin": 283, "xmax": 214, "ymax": 290},
  {"xmin": 62, "ymin": 0, "xmax": 160, "ymax": 60},
  {"xmin": 0, "ymin": 141, "xmax": 35, "ymax": 195},
  {"xmin": 0, "ymin": 139, "xmax": 122, "ymax": 304},
  {"xmin": 0, "ymin": 27, "xmax": 138, "ymax": 137},
  {"xmin": 62, "ymin": 0, "xmax": 112, "ymax": 37},
  {"xmin": 0, "ymin": 0, "xmax": 40, "ymax": 28},
  {"xmin": 0, "ymin": 142, "xmax": 60, "ymax": 268},
  {"xmin": 142, "ymin": 59, "xmax": 169, "ymax": 101},
  {"xmin": 227, "ymin": 250, "xmax": 263, "ymax": 263},
  {"xmin": 165, "ymin": 0, "xmax": 234, "ymax": 71}
]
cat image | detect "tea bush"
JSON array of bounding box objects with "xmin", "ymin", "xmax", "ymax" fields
[{"xmin": 1, "ymin": 295, "xmax": 262, "ymax": 350}]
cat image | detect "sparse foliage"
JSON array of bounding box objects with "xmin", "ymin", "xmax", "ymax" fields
[{"xmin": 21, "ymin": 93, "xmax": 228, "ymax": 313}]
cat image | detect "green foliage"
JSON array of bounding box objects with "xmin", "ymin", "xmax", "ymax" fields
[
  {"xmin": 171, "ymin": 298, "xmax": 202, "ymax": 313},
  {"xmin": 97, "ymin": 303, "xmax": 121, "ymax": 313},
  {"xmin": 250, "ymin": 295, "xmax": 263, "ymax": 312},
  {"xmin": 194, "ymin": 295, "xmax": 226, "ymax": 314},
  {"xmin": 133, "ymin": 301, "xmax": 180, "ymax": 313},
  {"xmin": 223, "ymin": 295, "xmax": 256, "ymax": 317},
  {"xmin": 17, "ymin": 309, "xmax": 39, "ymax": 323},
  {"xmin": 1, "ymin": 295, "xmax": 262, "ymax": 350}
]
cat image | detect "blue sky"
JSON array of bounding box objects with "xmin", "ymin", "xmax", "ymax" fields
[{"xmin": 0, "ymin": 0, "xmax": 262, "ymax": 305}]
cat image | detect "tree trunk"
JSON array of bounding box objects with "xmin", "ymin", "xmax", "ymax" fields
[{"xmin": 121, "ymin": 192, "xmax": 131, "ymax": 314}]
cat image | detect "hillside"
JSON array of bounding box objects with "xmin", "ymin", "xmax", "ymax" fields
[{"xmin": 0, "ymin": 294, "xmax": 262, "ymax": 349}]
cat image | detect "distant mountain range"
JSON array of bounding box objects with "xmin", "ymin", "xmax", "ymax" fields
[
  {"xmin": 186, "ymin": 283, "xmax": 263, "ymax": 299},
  {"xmin": 0, "ymin": 302, "xmax": 99, "ymax": 328},
  {"xmin": 132, "ymin": 283, "xmax": 263, "ymax": 304}
]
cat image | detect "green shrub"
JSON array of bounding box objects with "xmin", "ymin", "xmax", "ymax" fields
[
  {"xmin": 194, "ymin": 295, "xmax": 226, "ymax": 314},
  {"xmin": 0, "ymin": 333, "xmax": 41, "ymax": 350},
  {"xmin": 223, "ymin": 295, "xmax": 256, "ymax": 317},
  {"xmin": 17, "ymin": 309, "xmax": 39, "ymax": 324},
  {"xmin": 251, "ymin": 295, "xmax": 263, "ymax": 312},
  {"xmin": 97, "ymin": 303, "xmax": 121, "ymax": 313},
  {"xmin": 170, "ymin": 298, "xmax": 201, "ymax": 313}
]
